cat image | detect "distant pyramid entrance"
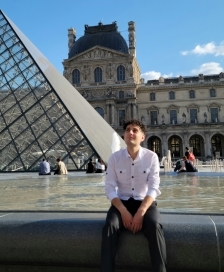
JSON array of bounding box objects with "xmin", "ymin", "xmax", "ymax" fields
[{"xmin": 0, "ymin": 11, "xmax": 125, "ymax": 172}]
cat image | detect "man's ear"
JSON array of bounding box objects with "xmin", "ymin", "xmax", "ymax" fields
[{"xmin": 141, "ymin": 133, "xmax": 145, "ymax": 142}]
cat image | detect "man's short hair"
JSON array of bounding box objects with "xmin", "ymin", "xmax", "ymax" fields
[
  {"xmin": 56, "ymin": 158, "xmax": 61, "ymax": 162},
  {"xmin": 123, "ymin": 119, "xmax": 147, "ymax": 134}
]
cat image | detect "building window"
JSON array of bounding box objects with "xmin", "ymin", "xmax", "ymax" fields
[
  {"xmin": 190, "ymin": 109, "xmax": 197, "ymax": 123},
  {"xmin": 117, "ymin": 65, "xmax": 125, "ymax": 81},
  {"xmin": 170, "ymin": 136, "xmax": 180, "ymax": 157},
  {"xmin": 170, "ymin": 110, "xmax": 177, "ymax": 124},
  {"xmin": 150, "ymin": 92, "xmax": 155, "ymax": 101},
  {"xmin": 72, "ymin": 69, "xmax": 80, "ymax": 84},
  {"xmin": 94, "ymin": 67, "xmax": 102, "ymax": 82},
  {"xmin": 189, "ymin": 90, "xmax": 195, "ymax": 99},
  {"xmin": 190, "ymin": 136, "xmax": 201, "ymax": 157},
  {"xmin": 169, "ymin": 91, "xmax": 175, "ymax": 100},
  {"xmin": 118, "ymin": 110, "xmax": 125, "ymax": 126},
  {"xmin": 211, "ymin": 108, "xmax": 218, "ymax": 122},
  {"xmin": 212, "ymin": 135, "xmax": 222, "ymax": 156},
  {"xmin": 95, "ymin": 107, "xmax": 104, "ymax": 118},
  {"xmin": 119, "ymin": 91, "xmax": 125, "ymax": 99},
  {"xmin": 150, "ymin": 111, "xmax": 157, "ymax": 125},
  {"xmin": 210, "ymin": 88, "xmax": 216, "ymax": 97}
]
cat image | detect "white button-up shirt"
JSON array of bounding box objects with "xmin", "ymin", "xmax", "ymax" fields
[{"xmin": 105, "ymin": 147, "xmax": 161, "ymax": 201}]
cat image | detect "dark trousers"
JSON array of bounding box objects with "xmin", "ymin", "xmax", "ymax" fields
[{"xmin": 100, "ymin": 198, "xmax": 167, "ymax": 272}]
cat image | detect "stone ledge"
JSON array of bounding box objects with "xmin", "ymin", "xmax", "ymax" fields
[{"xmin": 0, "ymin": 212, "xmax": 223, "ymax": 271}]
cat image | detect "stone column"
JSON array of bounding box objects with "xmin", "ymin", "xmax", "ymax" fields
[
  {"xmin": 106, "ymin": 104, "xmax": 110, "ymax": 123},
  {"xmin": 161, "ymin": 133, "xmax": 167, "ymax": 156},
  {"xmin": 111, "ymin": 104, "xmax": 115, "ymax": 125},
  {"xmin": 204, "ymin": 132, "xmax": 211, "ymax": 157},
  {"xmin": 183, "ymin": 132, "xmax": 188, "ymax": 154},
  {"xmin": 133, "ymin": 104, "xmax": 137, "ymax": 119},
  {"xmin": 128, "ymin": 103, "xmax": 132, "ymax": 119}
]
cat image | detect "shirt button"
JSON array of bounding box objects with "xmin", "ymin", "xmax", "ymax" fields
[
  {"xmin": 132, "ymin": 176, "xmax": 134, "ymax": 178},
  {"xmin": 132, "ymin": 188, "xmax": 134, "ymax": 190},
  {"xmin": 132, "ymin": 163, "xmax": 134, "ymax": 166}
]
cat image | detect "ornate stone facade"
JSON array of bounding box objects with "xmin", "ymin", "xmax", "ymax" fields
[{"xmin": 63, "ymin": 22, "xmax": 224, "ymax": 160}]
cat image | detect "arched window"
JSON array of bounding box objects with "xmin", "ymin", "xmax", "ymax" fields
[
  {"xmin": 72, "ymin": 69, "xmax": 80, "ymax": 84},
  {"xmin": 148, "ymin": 137, "xmax": 161, "ymax": 157},
  {"xmin": 190, "ymin": 136, "xmax": 201, "ymax": 156},
  {"xmin": 189, "ymin": 90, "xmax": 195, "ymax": 99},
  {"xmin": 94, "ymin": 67, "xmax": 102, "ymax": 82},
  {"xmin": 95, "ymin": 107, "xmax": 104, "ymax": 118},
  {"xmin": 212, "ymin": 135, "xmax": 222, "ymax": 156},
  {"xmin": 119, "ymin": 91, "xmax": 124, "ymax": 99},
  {"xmin": 170, "ymin": 136, "xmax": 180, "ymax": 157},
  {"xmin": 117, "ymin": 65, "xmax": 125, "ymax": 81}
]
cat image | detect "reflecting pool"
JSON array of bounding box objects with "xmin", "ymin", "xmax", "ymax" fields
[{"xmin": 0, "ymin": 172, "xmax": 223, "ymax": 213}]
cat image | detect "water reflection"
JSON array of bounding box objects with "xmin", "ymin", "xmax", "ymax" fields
[{"xmin": 0, "ymin": 172, "xmax": 223, "ymax": 213}]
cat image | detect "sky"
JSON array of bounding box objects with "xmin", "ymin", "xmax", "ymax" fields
[{"xmin": 1, "ymin": 0, "xmax": 224, "ymax": 81}]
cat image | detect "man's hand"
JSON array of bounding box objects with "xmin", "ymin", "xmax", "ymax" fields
[
  {"xmin": 120, "ymin": 208, "xmax": 133, "ymax": 230},
  {"xmin": 131, "ymin": 210, "xmax": 144, "ymax": 233},
  {"xmin": 111, "ymin": 198, "xmax": 133, "ymax": 230}
]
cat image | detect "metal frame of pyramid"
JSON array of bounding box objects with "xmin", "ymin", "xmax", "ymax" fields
[{"xmin": 0, "ymin": 11, "xmax": 126, "ymax": 172}]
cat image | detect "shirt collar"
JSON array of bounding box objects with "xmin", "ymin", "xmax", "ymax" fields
[{"xmin": 125, "ymin": 146, "xmax": 143, "ymax": 159}]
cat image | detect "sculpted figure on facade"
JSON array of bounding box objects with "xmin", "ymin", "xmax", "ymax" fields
[
  {"xmin": 204, "ymin": 112, "xmax": 208, "ymax": 123},
  {"xmin": 159, "ymin": 77, "xmax": 164, "ymax": 83},
  {"xmin": 219, "ymin": 72, "xmax": 224, "ymax": 78},
  {"xmin": 161, "ymin": 114, "xmax": 165, "ymax": 124},
  {"xmin": 100, "ymin": 50, "xmax": 105, "ymax": 58},
  {"xmin": 106, "ymin": 87, "xmax": 113, "ymax": 97},
  {"xmin": 83, "ymin": 52, "xmax": 91, "ymax": 58},
  {"xmin": 94, "ymin": 49, "xmax": 100, "ymax": 58},
  {"xmin": 126, "ymin": 62, "xmax": 133, "ymax": 77},
  {"xmin": 63, "ymin": 68, "xmax": 71, "ymax": 80},
  {"xmin": 81, "ymin": 65, "xmax": 90, "ymax": 82},
  {"xmin": 107, "ymin": 63, "xmax": 115, "ymax": 79},
  {"xmin": 182, "ymin": 113, "xmax": 186, "ymax": 123}
]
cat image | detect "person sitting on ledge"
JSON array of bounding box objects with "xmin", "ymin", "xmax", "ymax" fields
[
  {"xmin": 177, "ymin": 156, "xmax": 198, "ymax": 173},
  {"xmin": 54, "ymin": 158, "xmax": 68, "ymax": 175},
  {"xmin": 39, "ymin": 159, "xmax": 51, "ymax": 175},
  {"xmin": 86, "ymin": 158, "xmax": 95, "ymax": 173},
  {"xmin": 101, "ymin": 119, "xmax": 167, "ymax": 272}
]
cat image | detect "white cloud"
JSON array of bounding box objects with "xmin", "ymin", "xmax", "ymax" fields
[
  {"xmin": 141, "ymin": 71, "xmax": 173, "ymax": 81},
  {"xmin": 181, "ymin": 41, "xmax": 224, "ymax": 56},
  {"xmin": 191, "ymin": 62, "xmax": 223, "ymax": 75}
]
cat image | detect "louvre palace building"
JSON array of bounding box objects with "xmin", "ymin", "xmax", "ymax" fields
[{"xmin": 63, "ymin": 21, "xmax": 224, "ymax": 160}]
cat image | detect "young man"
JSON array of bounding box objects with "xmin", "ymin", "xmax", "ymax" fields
[{"xmin": 101, "ymin": 119, "xmax": 167, "ymax": 272}]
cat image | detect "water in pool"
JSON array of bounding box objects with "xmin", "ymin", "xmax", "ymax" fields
[{"xmin": 0, "ymin": 172, "xmax": 223, "ymax": 213}]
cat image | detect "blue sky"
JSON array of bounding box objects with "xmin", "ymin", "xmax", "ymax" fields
[{"xmin": 1, "ymin": 0, "xmax": 224, "ymax": 81}]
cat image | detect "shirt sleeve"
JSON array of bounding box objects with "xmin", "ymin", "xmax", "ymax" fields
[
  {"xmin": 146, "ymin": 153, "xmax": 161, "ymax": 200},
  {"xmin": 105, "ymin": 155, "xmax": 118, "ymax": 201}
]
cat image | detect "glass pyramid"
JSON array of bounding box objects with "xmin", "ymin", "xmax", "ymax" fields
[{"xmin": 0, "ymin": 11, "xmax": 125, "ymax": 172}]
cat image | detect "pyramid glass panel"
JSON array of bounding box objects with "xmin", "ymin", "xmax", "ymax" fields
[{"xmin": 0, "ymin": 10, "xmax": 125, "ymax": 172}]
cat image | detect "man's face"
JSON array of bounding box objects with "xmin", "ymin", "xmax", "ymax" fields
[{"xmin": 124, "ymin": 124, "xmax": 145, "ymax": 147}]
